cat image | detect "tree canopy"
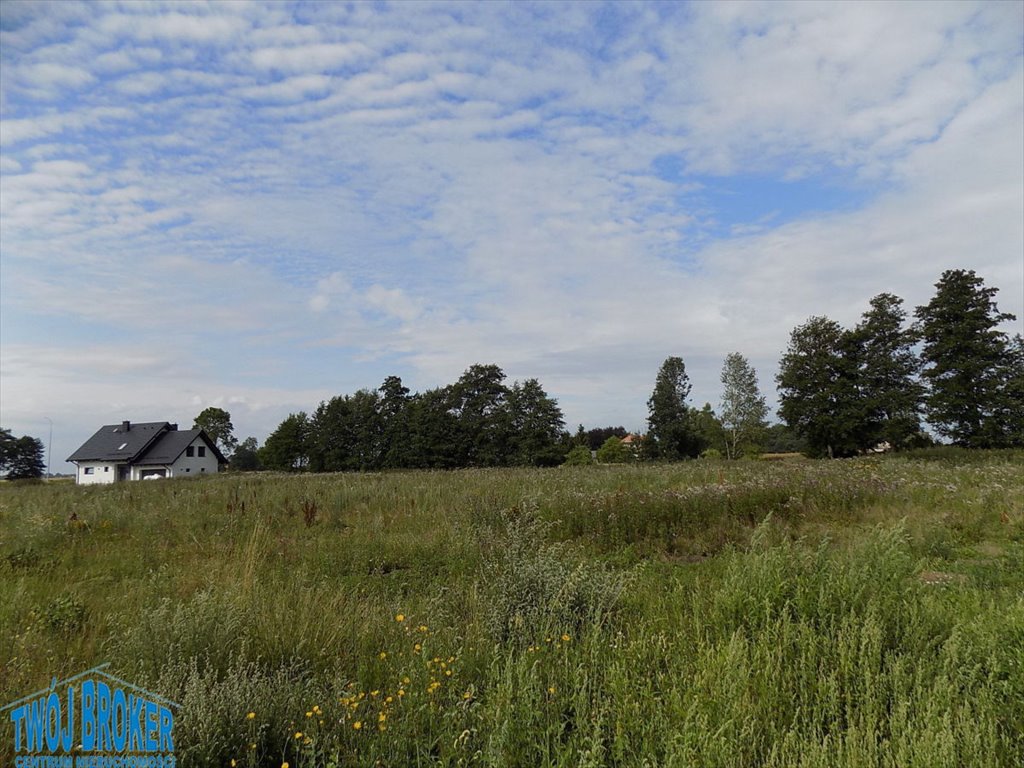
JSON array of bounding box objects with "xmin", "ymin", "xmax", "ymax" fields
[
  {"xmin": 193, "ymin": 407, "xmax": 238, "ymax": 454},
  {"xmin": 915, "ymin": 270, "xmax": 1017, "ymax": 448},
  {"xmin": 647, "ymin": 356, "xmax": 704, "ymax": 460},
  {"xmin": 1, "ymin": 429, "xmax": 45, "ymax": 480}
]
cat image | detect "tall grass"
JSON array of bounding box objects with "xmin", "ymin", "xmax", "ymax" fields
[{"xmin": 1, "ymin": 456, "xmax": 1022, "ymax": 766}]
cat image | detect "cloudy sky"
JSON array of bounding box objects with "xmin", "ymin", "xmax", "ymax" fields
[{"xmin": 1, "ymin": 1, "xmax": 1022, "ymax": 470}]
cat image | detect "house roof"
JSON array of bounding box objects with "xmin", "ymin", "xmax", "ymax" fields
[
  {"xmin": 67, "ymin": 421, "xmax": 172, "ymax": 462},
  {"xmin": 67, "ymin": 421, "xmax": 228, "ymax": 466},
  {"xmin": 137, "ymin": 429, "xmax": 227, "ymax": 465}
]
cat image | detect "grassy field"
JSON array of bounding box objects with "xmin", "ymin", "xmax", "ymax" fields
[{"xmin": 2, "ymin": 452, "xmax": 1023, "ymax": 767}]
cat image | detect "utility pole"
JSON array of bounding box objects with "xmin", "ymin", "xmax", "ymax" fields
[{"xmin": 43, "ymin": 417, "xmax": 53, "ymax": 480}]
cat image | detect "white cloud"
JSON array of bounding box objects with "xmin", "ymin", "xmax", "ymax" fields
[
  {"xmin": 1, "ymin": 1, "xmax": 1020, "ymax": 445},
  {"xmin": 249, "ymin": 42, "xmax": 375, "ymax": 73}
]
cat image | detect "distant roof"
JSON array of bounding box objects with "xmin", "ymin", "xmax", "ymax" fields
[{"xmin": 67, "ymin": 422, "xmax": 172, "ymax": 462}]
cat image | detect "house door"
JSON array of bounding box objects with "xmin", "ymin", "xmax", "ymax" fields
[{"xmin": 118, "ymin": 465, "xmax": 130, "ymax": 482}]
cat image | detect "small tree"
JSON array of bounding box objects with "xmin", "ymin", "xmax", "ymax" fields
[
  {"xmin": 194, "ymin": 407, "xmax": 238, "ymax": 454},
  {"xmin": 563, "ymin": 445, "xmax": 593, "ymax": 466},
  {"xmin": 719, "ymin": 353, "xmax": 768, "ymax": 459},
  {"xmin": 596, "ymin": 436, "xmax": 633, "ymax": 463}
]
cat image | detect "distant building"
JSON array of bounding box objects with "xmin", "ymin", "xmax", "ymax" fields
[{"xmin": 67, "ymin": 421, "xmax": 227, "ymax": 485}]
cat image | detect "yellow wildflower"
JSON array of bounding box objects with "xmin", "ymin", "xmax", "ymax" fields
[
  {"xmin": 379, "ymin": 652, "xmax": 387, "ymax": 660},
  {"xmin": 353, "ymin": 721, "xmax": 362, "ymax": 730},
  {"xmin": 246, "ymin": 712, "xmax": 256, "ymax": 720},
  {"xmin": 561, "ymin": 634, "xmax": 571, "ymax": 642},
  {"xmin": 294, "ymin": 731, "xmax": 302, "ymax": 739},
  {"xmin": 395, "ymin": 614, "xmax": 405, "ymax": 622},
  {"xmin": 548, "ymin": 686, "xmax": 556, "ymax": 694}
]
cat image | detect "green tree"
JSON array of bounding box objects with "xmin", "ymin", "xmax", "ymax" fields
[
  {"xmin": 915, "ymin": 270, "xmax": 1016, "ymax": 447},
  {"xmin": 506, "ymin": 378, "xmax": 565, "ymax": 466},
  {"xmin": 378, "ymin": 376, "xmax": 412, "ymax": 468},
  {"xmin": 776, "ymin": 316, "xmax": 862, "ymax": 458},
  {"xmin": 406, "ymin": 388, "xmax": 462, "ymax": 469},
  {"xmin": 308, "ymin": 390, "xmax": 383, "ymax": 472},
  {"xmin": 5, "ymin": 434, "xmax": 45, "ymax": 480},
  {"xmin": 0, "ymin": 428, "xmax": 15, "ymax": 473},
  {"xmin": 563, "ymin": 445, "xmax": 593, "ymax": 466},
  {"xmin": 719, "ymin": 353, "xmax": 768, "ymax": 459},
  {"xmin": 260, "ymin": 412, "xmax": 310, "ymax": 471},
  {"xmin": 193, "ymin": 407, "xmax": 238, "ymax": 454},
  {"xmin": 647, "ymin": 356, "xmax": 703, "ymax": 460},
  {"xmin": 596, "ymin": 436, "xmax": 632, "ymax": 463},
  {"xmin": 994, "ymin": 334, "xmax": 1024, "ymax": 446},
  {"xmin": 230, "ymin": 437, "xmax": 262, "ymax": 471},
  {"xmin": 584, "ymin": 426, "xmax": 627, "ymax": 451},
  {"xmin": 848, "ymin": 294, "xmax": 924, "ymax": 450},
  {"xmin": 450, "ymin": 364, "xmax": 510, "ymax": 466},
  {"xmin": 694, "ymin": 403, "xmax": 728, "ymax": 457}
]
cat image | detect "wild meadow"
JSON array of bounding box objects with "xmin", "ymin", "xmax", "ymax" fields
[{"xmin": 1, "ymin": 451, "xmax": 1022, "ymax": 767}]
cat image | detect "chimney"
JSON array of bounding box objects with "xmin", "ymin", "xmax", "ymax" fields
[{"xmin": 122, "ymin": 420, "xmax": 131, "ymax": 432}]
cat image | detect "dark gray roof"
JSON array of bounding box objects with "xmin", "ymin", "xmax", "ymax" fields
[
  {"xmin": 138, "ymin": 429, "xmax": 227, "ymax": 465},
  {"xmin": 67, "ymin": 422, "xmax": 172, "ymax": 462}
]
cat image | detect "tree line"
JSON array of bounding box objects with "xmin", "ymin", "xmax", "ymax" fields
[
  {"xmin": 228, "ymin": 268, "xmax": 1022, "ymax": 471},
  {"xmin": 6, "ymin": 269, "xmax": 1017, "ymax": 481}
]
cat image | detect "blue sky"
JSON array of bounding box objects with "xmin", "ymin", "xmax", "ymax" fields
[{"xmin": 1, "ymin": 1, "xmax": 1022, "ymax": 471}]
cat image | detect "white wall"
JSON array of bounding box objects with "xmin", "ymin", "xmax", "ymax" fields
[
  {"xmin": 167, "ymin": 436, "xmax": 220, "ymax": 478},
  {"xmin": 75, "ymin": 462, "xmax": 118, "ymax": 485}
]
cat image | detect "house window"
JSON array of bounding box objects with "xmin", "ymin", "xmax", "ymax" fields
[
  {"xmin": 84, "ymin": 467, "xmax": 94, "ymax": 475},
  {"xmin": 198, "ymin": 446, "xmax": 206, "ymax": 457},
  {"xmin": 104, "ymin": 466, "xmax": 109, "ymax": 472},
  {"xmin": 186, "ymin": 446, "xmax": 194, "ymax": 457},
  {"xmin": 185, "ymin": 468, "xmax": 191, "ymax": 473}
]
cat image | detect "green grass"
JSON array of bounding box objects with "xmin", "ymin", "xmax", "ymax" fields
[{"xmin": 2, "ymin": 454, "xmax": 1023, "ymax": 766}]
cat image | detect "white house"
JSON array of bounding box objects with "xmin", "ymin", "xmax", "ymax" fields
[{"xmin": 67, "ymin": 421, "xmax": 227, "ymax": 485}]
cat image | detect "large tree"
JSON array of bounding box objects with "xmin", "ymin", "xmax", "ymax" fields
[
  {"xmin": 450, "ymin": 364, "xmax": 511, "ymax": 466},
  {"xmin": 915, "ymin": 270, "xmax": 1016, "ymax": 447},
  {"xmin": 776, "ymin": 316, "xmax": 862, "ymax": 458},
  {"xmin": 647, "ymin": 356, "xmax": 703, "ymax": 460},
  {"xmin": 848, "ymin": 293, "xmax": 924, "ymax": 449},
  {"xmin": 378, "ymin": 376, "xmax": 412, "ymax": 469},
  {"xmin": 506, "ymin": 378, "xmax": 565, "ymax": 466},
  {"xmin": 0, "ymin": 428, "xmax": 15, "ymax": 473},
  {"xmin": 193, "ymin": 407, "xmax": 238, "ymax": 454},
  {"xmin": 994, "ymin": 334, "xmax": 1024, "ymax": 447},
  {"xmin": 260, "ymin": 412, "xmax": 310, "ymax": 471},
  {"xmin": 230, "ymin": 437, "xmax": 262, "ymax": 472},
  {"xmin": 4, "ymin": 434, "xmax": 45, "ymax": 480},
  {"xmin": 719, "ymin": 353, "xmax": 768, "ymax": 459}
]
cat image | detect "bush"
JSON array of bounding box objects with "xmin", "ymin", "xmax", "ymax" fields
[
  {"xmin": 479, "ymin": 504, "xmax": 630, "ymax": 643},
  {"xmin": 563, "ymin": 445, "xmax": 593, "ymax": 466}
]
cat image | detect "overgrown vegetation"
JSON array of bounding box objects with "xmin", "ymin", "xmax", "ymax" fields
[{"xmin": 2, "ymin": 453, "xmax": 1022, "ymax": 766}]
